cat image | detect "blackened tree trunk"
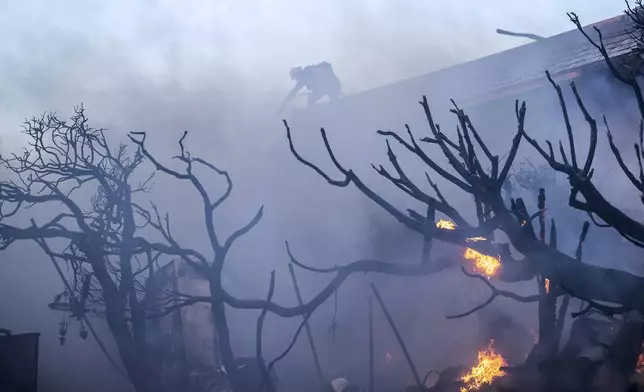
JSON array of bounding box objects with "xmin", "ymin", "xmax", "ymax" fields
[
  {"xmin": 130, "ymin": 131, "xmax": 264, "ymax": 392},
  {"xmin": 87, "ymin": 242, "xmax": 162, "ymax": 392},
  {"xmin": 210, "ymin": 276, "xmax": 244, "ymax": 392}
]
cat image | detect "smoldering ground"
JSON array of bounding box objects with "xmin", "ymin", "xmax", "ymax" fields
[{"xmin": 0, "ymin": 1, "xmax": 635, "ymax": 391}]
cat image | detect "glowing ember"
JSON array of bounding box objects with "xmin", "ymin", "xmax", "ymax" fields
[
  {"xmin": 466, "ymin": 236, "xmax": 487, "ymax": 243},
  {"xmin": 464, "ymin": 248, "xmax": 501, "ymax": 277},
  {"xmin": 544, "ymin": 279, "xmax": 550, "ymax": 294},
  {"xmin": 436, "ymin": 219, "xmax": 456, "ymax": 230},
  {"xmin": 460, "ymin": 340, "xmax": 507, "ymax": 392},
  {"xmin": 637, "ymin": 353, "xmax": 644, "ymax": 374}
]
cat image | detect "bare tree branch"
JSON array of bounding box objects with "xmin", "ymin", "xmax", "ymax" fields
[{"xmin": 446, "ymin": 267, "xmax": 542, "ymax": 319}]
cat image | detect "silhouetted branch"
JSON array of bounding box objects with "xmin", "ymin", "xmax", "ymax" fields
[
  {"xmin": 547, "ymin": 71, "xmax": 578, "ymax": 170},
  {"xmin": 284, "ymin": 120, "xmax": 350, "ymax": 187},
  {"xmin": 574, "ymin": 222, "xmax": 591, "ymax": 261},
  {"xmin": 496, "ymin": 29, "xmax": 545, "ymax": 41},
  {"xmin": 565, "ymin": 289, "xmax": 631, "ymax": 317},
  {"xmin": 499, "ymin": 101, "xmax": 527, "ymax": 186},
  {"xmin": 568, "ymin": 12, "xmax": 644, "ymax": 115},
  {"xmin": 570, "ymin": 302, "xmax": 594, "ymax": 318},
  {"xmin": 286, "ymin": 241, "xmax": 338, "ymax": 273},
  {"xmin": 224, "ymin": 236, "xmax": 534, "ymax": 318},
  {"xmin": 129, "ymin": 130, "xmax": 264, "ymax": 392},
  {"xmin": 523, "ymin": 70, "xmax": 644, "ymax": 248},
  {"xmin": 446, "ymin": 267, "xmax": 541, "ymax": 319},
  {"xmin": 259, "ymin": 313, "xmax": 313, "ymax": 392},
  {"xmin": 605, "ymin": 116, "xmax": 643, "ymax": 191},
  {"xmin": 285, "ymin": 94, "xmax": 644, "ymax": 315},
  {"xmin": 223, "ymin": 206, "xmax": 264, "ymax": 255}
]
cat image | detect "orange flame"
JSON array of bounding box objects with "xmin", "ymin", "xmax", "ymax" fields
[
  {"xmin": 466, "ymin": 236, "xmax": 487, "ymax": 243},
  {"xmin": 460, "ymin": 340, "xmax": 507, "ymax": 392},
  {"xmin": 544, "ymin": 279, "xmax": 550, "ymax": 294},
  {"xmin": 436, "ymin": 219, "xmax": 456, "ymax": 230},
  {"xmin": 464, "ymin": 248, "xmax": 501, "ymax": 277}
]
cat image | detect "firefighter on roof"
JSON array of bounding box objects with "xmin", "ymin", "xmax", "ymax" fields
[{"xmin": 278, "ymin": 62, "xmax": 342, "ymax": 114}]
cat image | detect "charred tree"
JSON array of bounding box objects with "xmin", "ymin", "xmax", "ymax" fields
[
  {"xmin": 0, "ymin": 109, "xmax": 272, "ymax": 392},
  {"xmin": 0, "ymin": 108, "xmax": 189, "ymax": 392},
  {"xmin": 265, "ymin": 23, "xmax": 644, "ymax": 379},
  {"xmin": 279, "ymin": 90, "xmax": 644, "ymax": 316},
  {"xmin": 522, "ymin": 9, "xmax": 644, "ymax": 249},
  {"xmin": 129, "ymin": 131, "xmax": 264, "ymax": 392}
]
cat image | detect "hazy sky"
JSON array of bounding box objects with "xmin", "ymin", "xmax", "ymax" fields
[{"xmin": 0, "ymin": 1, "xmax": 625, "ymax": 123}]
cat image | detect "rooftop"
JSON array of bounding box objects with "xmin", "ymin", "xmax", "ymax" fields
[{"xmin": 340, "ymin": 13, "xmax": 639, "ymax": 108}]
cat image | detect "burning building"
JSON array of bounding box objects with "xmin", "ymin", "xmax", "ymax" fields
[
  {"xmin": 271, "ymin": 10, "xmax": 644, "ymax": 391},
  {"xmin": 142, "ymin": 11, "xmax": 644, "ymax": 392},
  {"xmin": 145, "ymin": 260, "xmax": 221, "ymax": 390},
  {"xmin": 145, "ymin": 261, "xmax": 278, "ymax": 391},
  {"xmin": 277, "ymin": 11, "xmax": 642, "ymax": 272}
]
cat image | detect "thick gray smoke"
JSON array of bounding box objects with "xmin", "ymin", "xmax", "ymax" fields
[{"xmin": 0, "ymin": 1, "xmax": 630, "ymax": 391}]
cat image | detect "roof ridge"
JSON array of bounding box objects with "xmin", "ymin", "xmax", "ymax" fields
[{"xmin": 344, "ymin": 13, "xmax": 635, "ymax": 101}]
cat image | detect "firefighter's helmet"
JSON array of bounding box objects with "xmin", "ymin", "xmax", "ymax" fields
[{"xmin": 289, "ymin": 66, "xmax": 303, "ymax": 80}]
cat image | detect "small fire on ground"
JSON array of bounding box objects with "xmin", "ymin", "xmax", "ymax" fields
[
  {"xmin": 464, "ymin": 248, "xmax": 501, "ymax": 277},
  {"xmin": 460, "ymin": 340, "xmax": 508, "ymax": 392},
  {"xmin": 466, "ymin": 236, "xmax": 487, "ymax": 243},
  {"xmin": 436, "ymin": 219, "xmax": 456, "ymax": 230},
  {"xmin": 544, "ymin": 279, "xmax": 550, "ymax": 294}
]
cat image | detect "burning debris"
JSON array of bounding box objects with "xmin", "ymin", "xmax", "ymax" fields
[
  {"xmin": 436, "ymin": 219, "xmax": 457, "ymax": 230},
  {"xmin": 477, "ymin": 308, "xmax": 535, "ymax": 366},
  {"xmin": 463, "ymin": 249, "xmax": 501, "ymax": 278},
  {"xmin": 459, "ymin": 341, "xmax": 507, "ymax": 392},
  {"xmin": 636, "ymin": 342, "xmax": 644, "ymax": 375},
  {"xmin": 544, "ymin": 279, "xmax": 551, "ymax": 294}
]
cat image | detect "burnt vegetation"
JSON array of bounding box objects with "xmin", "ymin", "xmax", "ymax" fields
[{"xmin": 3, "ymin": 3, "xmax": 644, "ymax": 392}]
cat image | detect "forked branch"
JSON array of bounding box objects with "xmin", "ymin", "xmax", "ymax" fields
[{"xmin": 446, "ymin": 267, "xmax": 541, "ymax": 319}]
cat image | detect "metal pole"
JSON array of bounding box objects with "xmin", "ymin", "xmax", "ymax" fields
[
  {"xmin": 288, "ymin": 264, "xmax": 325, "ymax": 391},
  {"xmin": 370, "ymin": 283, "xmax": 423, "ymax": 390},
  {"xmin": 369, "ymin": 295, "xmax": 375, "ymax": 392}
]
